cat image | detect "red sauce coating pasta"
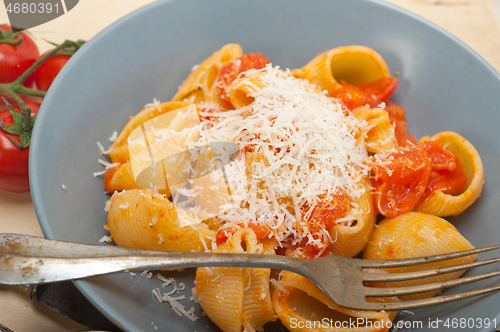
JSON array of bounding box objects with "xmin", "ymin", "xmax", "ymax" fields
[
  {"xmin": 215, "ymin": 53, "xmax": 270, "ymax": 107},
  {"xmin": 419, "ymin": 141, "xmax": 468, "ymax": 199},
  {"xmin": 369, "ymin": 148, "xmax": 432, "ymax": 218},
  {"xmin": 330, "ymin": 76, "xmax": 399, "ymax": 109}
]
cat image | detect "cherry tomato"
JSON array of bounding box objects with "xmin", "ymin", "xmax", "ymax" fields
[
  {"xmin": 330, "ymin": 80, "xmax": 367, "ymax": 109},
  {"xmin": 384, "ymin": 101, "xmax": 416, "ymax": 147},
  {"xmin": 307, "ymin": 191, "xmax": 349, "ymax": 231},
  {"xmin": 0, "ymin": 102, "xmax": 40, "ymax": 193},
  {"xmin": 369, "ymin": 148, "xmax": 432, "ymax": 218},
  {"xmin": 0, "ymin": 25, "xmax": 39, "ymax": 87},
  {"xmin": 330, "ymin": 76, "xmax": 398, "ymax": 110},
  {"xmin": 358, "ymin": 76, "xmax": 399, "ymax": 107},
  {"xmin": 418, "ymin": 141, "xmax": 467, "ymax": 199},
  {"xmin": 33, "ymin": 52, "xmax": 71, "ymax": 91},
  {"xmin": 215, "ymin": 53, "xmax": 270, "ymax": 107},
  {"xmin": 384, "ymin": 100, "xmax": 406, "ymax": 121},
  {"xmin": 299, "ymin": 191, "xmax": 349, "ymax": 250}
]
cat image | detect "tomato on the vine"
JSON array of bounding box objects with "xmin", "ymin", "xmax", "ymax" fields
[
  {"xmin": 33, "ymin": 52, "xmax": 71, "ymax": 91},
  {"xmin": 0, "ymin": 25, "xmax": 39, "ymax": 87},
  {"xmin": 33, "ymin": 40, "xmax": 85, "ymax": 91},
  {"xmin": 0, "ymin": 102, "xmax": 40, "ymax": 193}
]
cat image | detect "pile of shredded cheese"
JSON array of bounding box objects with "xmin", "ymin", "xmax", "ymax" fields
[{"xmin": 199, "ymin": 65, "xmax": 370, "ymax": 246}]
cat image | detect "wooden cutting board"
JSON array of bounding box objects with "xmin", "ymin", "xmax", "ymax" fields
[{"xmin": 0, "ymin": 1, "xmax": 500, "ymax": 331}]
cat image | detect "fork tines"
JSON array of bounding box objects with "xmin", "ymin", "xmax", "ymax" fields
[{"xmin": 357, "ymin": 244, "xmax": 500, "ymax": 311}]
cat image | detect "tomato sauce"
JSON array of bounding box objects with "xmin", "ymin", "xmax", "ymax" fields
[
  {"xmin": 215, "ymin": 222, "xmax": 272, "ymax": 245},
  {"xmin": 330, "ymin": 76, "xmax": 398, "ymax": 110},
  {"xmin": 306, "ymin": 191, "xmax": 349, "ymax": 232},
  {"xmin": 419, "ymin": 141, "xmax": 467, "ymax": 199},
  {"xmin": 285, "ymin": 240, "xmax": 332, "ymax": 259},
  {"xmin": 384, "ymin": 101, "xmax": 416, "ymax": 147},
  {"xmin": 369, "ymin": 142, "xmax": 468, "ymax": 218},
  {"xmin": 369, "ymin": 148, "xmax": 432, "ymax": 218},
  {"xmin": 215, "ymin": 53, "xmax": 270, "ymax": 107}
]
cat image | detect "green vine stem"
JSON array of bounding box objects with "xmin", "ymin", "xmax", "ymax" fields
[
  {"xmin": 0, "ymin": 28, "xmax": 23, "ymax": 46},
  {"xmin": 0, "ymin": 39, "xmax": 83, "ymax": 98},
  {"xmin": 0, "ymin": 86, "xmax": 36, "ymax": 149},
  {"xmin": 0, "ymin": 86, "xmax": 31, "ymax": 114}
]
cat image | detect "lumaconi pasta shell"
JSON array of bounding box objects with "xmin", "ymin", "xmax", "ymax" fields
[
  {"xmin": 171, "ymin": 43, "xmax": 243, "ymax": 102},
  {"xmin": 226, "ymin": 72, "xmax": 264, "ymax": 109},
  {"xmin": 108, "ymin": 144, "xmax": 130, "ymax": 164},
  {"xmin": 195, "ymin": 229, "xmax": 277, "ymax": 332},
  {"xmin": 292, "ymin": 46, "xmax": 390, "ymax": 94},
  {"xmin": 363, "ymin": 212, "xmax": 475, "ymax": 300},
  {"xmin": 242, "ymin": 238, "xmax": 278, "ymax": 332},
  {"xmin": 414, "ymin": 131, "xmax": 484, "ymax": 217},
  {"xmin": 272, "ymin": 271, "xmax": 398, "ymax": 332},
  {"xmin": 107, "ymin": 189, "xmax": 214, "ymax": 252},
  {"xmin": 106, "ymin": 105, "xmax": 201, "ymax": 196},
  {"xmin": 328, "ymin": 178, "xmax": 376, "ymax": 258},
  {"xmin": 196, "ymin": 264, "xmax": 244, "ymax": 332},
  {"xmin": 353, "ymin": 106, "xmax": 398, "ymax": 154},
  {"xmin": 104, "ymin": 161, "xmax": 141, "ymax": 193},
  {"xmin": 108, "ymin": 100, "xmax": 190, "ymax": 152},
  {"xmin": 103, "ymin": 160, "xmax": 173, "ymax": 197}
]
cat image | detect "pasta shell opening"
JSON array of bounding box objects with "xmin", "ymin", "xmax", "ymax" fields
[
  {"xmin": 330, "ymin": 47, "xmax": 390, "ymax": 86},
  {"xmin": 415, "ymin": 132, "xmax": 484, "ymax": 216}
]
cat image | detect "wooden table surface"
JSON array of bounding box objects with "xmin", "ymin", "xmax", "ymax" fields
[{"xmin": 1, "ymin": 0, "xmax": 500, "ymax": 331}]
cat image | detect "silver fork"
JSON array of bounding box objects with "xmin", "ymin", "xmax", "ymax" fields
[{"xmin": 2, "ymin": 233, "xmax": 500, "ymax": 311}]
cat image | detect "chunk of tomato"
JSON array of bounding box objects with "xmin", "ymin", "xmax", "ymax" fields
[
  {"xmin": 358, "ymin": 76, "xmax": 399, "ymax": 107},
  {"xmin": 330, "ymin": 77, "xmax": 398, "ymax": 111},
  {"xmin": 306, "ymin": 191, "xmax": 349, "ymax": 231},
  {"xmin": 384, "ymin": 101, "xmax": 416, "ymax": 148},
  {"xmin": 215, "ymin": 53, "xmax": 270, "ymax": 107},
  {"xmin": 418, "ymin": 141, "xmax": 467, "ymax": 199},
  {"xmin": 330, "ymin": 80, "xmax": 367, "ymax": 110},
  {"xmin": 370, "ymin": 148, "xmax": 432, "ymax": 218}
]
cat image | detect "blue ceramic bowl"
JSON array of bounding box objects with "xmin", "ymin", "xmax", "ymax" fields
[{"xmin": 30, "ymin": 0, "xmax": 500, "ymax": 331}]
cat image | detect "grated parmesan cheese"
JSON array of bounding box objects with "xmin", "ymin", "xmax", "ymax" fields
[
  {"xmin": 93, "ymin": 170, "xmax": 107, "ymax": 177},
  {"xmin": 145, "ymin": 98, "xmax": 161, "ymax": 108},
  {"xmin": 104, "ymin": 200, "xmax": 111, "ymax": 212},
  {"xmin": 270, "ymin": 278, "xmax": 288, "ymax": 295},
  {"xmin": 99, "ymin": 236, "xmax": 113, "ymax": 244},
  {"xmin": 98, "ymin": 159, "xmax": 120, "ymax": 170},
  {"xmin": 198, "ymin": 65, "xmax": 369, "ymax": 247},
  {"xmin": 401, "ymin": 310, "xmax": 414, "ymax": 315},
  {"xmin": 119, "ymin": 202, "xmax": 129, "ymax": 209},
  {"xmin": 153, "ymin": 287, "xmax": 199, "ymax": 322},
  {"xmin": 97, "ymin": 141, "xmax": 111, "ymax": 155},
  {"xmin": 108, "ymin": 131, "xmax": 118, "ymax": 142}
]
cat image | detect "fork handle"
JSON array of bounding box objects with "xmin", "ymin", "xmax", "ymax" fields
[{"xmin": 0, "ymin": 245, "xmax": 311, "ymax": 285}]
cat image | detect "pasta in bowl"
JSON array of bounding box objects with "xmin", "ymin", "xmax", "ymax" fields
[{"xmin": 101, "ymin": 44, "xmax": 483, "ymax": 332}]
